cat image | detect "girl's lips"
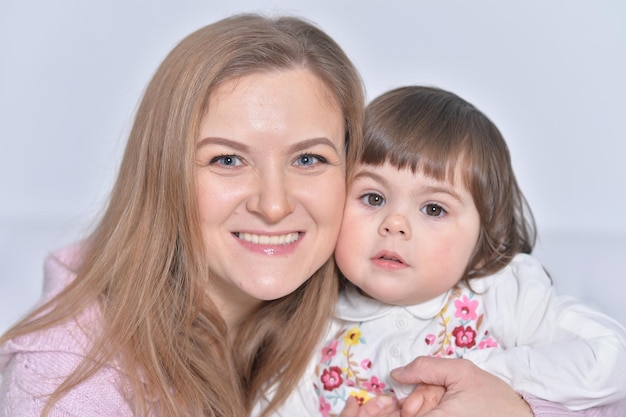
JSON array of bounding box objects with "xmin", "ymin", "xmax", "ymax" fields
[
  {"xmin": 371, "ymin": 250, "xmax": 409, "ymax": 270},
  {"xmin": 373, "ymin": 250, "xmax": 406, "ymax": 264}
]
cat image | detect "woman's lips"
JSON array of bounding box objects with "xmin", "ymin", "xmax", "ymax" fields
[
  {"xmin": 234, "ymin": 231, "xmax": 300, "ymax": 245},
  {"xmin": 233, "ymin": 231, "xmax": 303, "ymax": 255}
]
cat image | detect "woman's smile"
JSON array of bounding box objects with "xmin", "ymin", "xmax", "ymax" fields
[
  {"xmin": 234, "ymin": 231, "xmax": 301, "ymax": 246},
  {"xmin": 233, "ymin": 231, "xmax": 304, "ymax": 255}
]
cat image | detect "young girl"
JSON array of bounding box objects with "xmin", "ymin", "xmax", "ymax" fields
[{"xmin": 269, "ymin": 86, "xmax": 626, "ymax": 417}]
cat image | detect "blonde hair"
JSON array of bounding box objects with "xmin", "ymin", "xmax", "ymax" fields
[
  {"xmin": 361, "ymin": 86, "xmax": 535, "ymax": 283},
  {"xmin": 1, "ymin": 14, "xmax": 364, "ymax": 417}
]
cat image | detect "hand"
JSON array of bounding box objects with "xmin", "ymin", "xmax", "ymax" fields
[
  {"xmin": 391, "ymin": 357, "xmax": 533, "ymax": 417},
  {"xmin": 339, "ymin": 395, "xmax": 401, "ymax": 417},
  {"xmin": 399, "ymin": 384, "xmax": 446, "ymax": 417}
]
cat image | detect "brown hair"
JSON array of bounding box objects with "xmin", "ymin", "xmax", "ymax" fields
[
  {"xmin": 361, "ymin": 85, "xmax": 535, "ymax": 283},
  {"xmin": 1, "ymin": 14, "xmax": 364, "ymax": 417}
]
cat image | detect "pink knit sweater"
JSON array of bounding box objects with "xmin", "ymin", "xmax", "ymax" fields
[
  {"xmin": 0, "ymin": 243, "xmax": 136, "ymax": 416},
  {"xmin": 1, "ymin": 244, "xmax": 625, "ymax": 416}
]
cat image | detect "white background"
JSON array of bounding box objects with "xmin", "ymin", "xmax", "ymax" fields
[{"xmin": 1, "ymin": 0, "xmax": 625, "ymax": 334}]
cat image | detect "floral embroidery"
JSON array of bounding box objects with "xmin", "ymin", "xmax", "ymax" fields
[
  {"xmin": 362, "ymin": 376, "xmax": 386, "ymax": 394},
  {"xmin": 314, "ymin": 323, "xmax": 393, "ymax": 416},
  {"xmin": 452, "ymin": 325, "xmax": 477, "ymax": 349},
  {"xmin": 321, "ymin": 366, "xmax": 344, "ymax": 391},
  {"xmin": 321, "ymin": 340, "xmax": 339, "ymax": 362},
  {"xmin": 344, "ymin": 327, "xmax": 363, "ymax": 346},
  {"xmin": 479, "ymin": 336, "xmax": 498, "ymax": 349},
  {"xmin": 319, "ymin": 397, "xmax": 331, "ymax": 417},
  {"xmin": 454, "ymin": 295, "xmax": 478, "ymax": 321},
  {"xmin": 315, "ymin": 286, "xmax": 500, "ymax": 416},
  {"xmin": 427, "ymin": 287, "xmax": 496, "ymax": 357},
  {"xmin": 350, "ymin": 389, "xmax": 371, "ymax": 406}
]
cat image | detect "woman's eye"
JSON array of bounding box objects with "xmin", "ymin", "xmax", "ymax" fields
[
  {"xmin": 360, "ymin": 193, "xmax": 385, "ymax": 207},
  {"xmin": 210, "ymin": 155, "xmax": 243, "ymax": 167},
  {"xmin": 422, "ymin": 203, "xmax": 446, "ymax": 217},
  {"xmin": 294, "ymin": 154, "xmax": 326, "ymax": 167}
]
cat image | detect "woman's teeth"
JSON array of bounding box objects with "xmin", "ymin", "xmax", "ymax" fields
[{"xmin": 235, "ymin": 232, "xmax": 300, "ymax": 245}]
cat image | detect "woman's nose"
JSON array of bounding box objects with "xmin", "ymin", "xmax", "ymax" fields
[
  {"xmin": 379, "ymin": 213, "xmax": 411, "ymax": 239},
  {"xmin": 246, "ymin": 170, "xmax": 295, "ymax": 223}
]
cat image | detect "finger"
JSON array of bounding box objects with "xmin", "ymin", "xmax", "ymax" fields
[
  {"xmin": 391, "ymin": 356, "xmax": 468, "ymax": 386},
  {"xmin": 412, "ymin": 385, "xmax": 446, "ymax": 417},
  {"xmin": 415, "ymin": 409, "xmax": 446, "ymax": 417},
  {"xmin": 339, "ymin": 396, "xmax": 360, "ymax": 417},
  {"xmin": 400, "ymin": 392, "xmax": 424, "ymax": 417}
]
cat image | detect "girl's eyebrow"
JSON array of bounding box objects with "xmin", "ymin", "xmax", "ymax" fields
[
  {"xmin": 420, "ymin": 185, "xmax": 464, "ymax": 204},
  {"xmin": 352, "ymin": 169, "xmax": 389, "ymax": 187}
]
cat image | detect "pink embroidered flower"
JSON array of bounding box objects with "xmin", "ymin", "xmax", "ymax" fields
[
  {"xmin": 454, "ymin": 295, "xmax": 478, "ymax": 321},
  {"xmin": 361, "ymin": 359, "xmax": 372, "ymax": 370},
  {"xmin": 452, "ymin": 325, "xmax": 476, "ymax": 349},
  {"xmin": 344, "ymin": 327, "xmax": 362, "ymax": 346},
  {"xmin": 319, "ymin": 396, "xmax": 331, "ymax": 417},
  {"xmin": 424, "ymin": 334, "xmax": 436, "ymax": 345},
  {"xmin": 321, "ymin": 366, "xmax": 344, "ymax": 391},
  {"xmin": 321, "ymin": 340, "xmax": 339, "ymax": 362},
  {"xmin": 478, "ymin": 337, "xmax": 498, "ymax": 349},
  {"xmin": 362, "ymin": 376, "xmax": 386, "ymax": 394}
]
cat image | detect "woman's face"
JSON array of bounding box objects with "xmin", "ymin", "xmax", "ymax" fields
[{"xmin": 195, "ymin": 69, "xmax": 346, "ymax": 325}]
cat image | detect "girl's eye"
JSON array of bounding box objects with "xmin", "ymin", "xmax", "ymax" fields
[
  {"xmin": 210, "ymin": 155, "xmax": 243, "ymax": 167},
  {"xmin": 360, "ymin": 192, "xmax": 385, "ymax": 207},
  {"xmin": 422, "ymin": 203, "xmax": 447, "ymax": 217},
  {"xmin": 294, "ymin": 154, "xmax": 327, "ymax": 167}
]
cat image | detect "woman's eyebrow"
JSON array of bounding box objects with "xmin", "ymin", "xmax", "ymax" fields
[
  {"xmin": 288, "ymin": 137, "xmax": 341, "ymax": 154},
  {"xmin": 196, "ymin": 136, "xmax": 250, "ymax": 152},
  {"xmin": 196, "ymin": 137, "xmax": 338, "ymax": 154}
]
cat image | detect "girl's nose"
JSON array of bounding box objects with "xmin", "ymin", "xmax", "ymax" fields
[{"xmin": 379, "ymin": 213, "xmax": 411, "ymax": 239}]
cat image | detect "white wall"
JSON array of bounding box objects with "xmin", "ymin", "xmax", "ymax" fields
[{"xmin": 1, "ymin": 0, "xmax": 625, "ymax": 333}]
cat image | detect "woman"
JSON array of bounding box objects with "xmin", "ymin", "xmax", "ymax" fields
[{"xmin": 0, "ymin": 14, "xmax": 363, "ymax": 417}]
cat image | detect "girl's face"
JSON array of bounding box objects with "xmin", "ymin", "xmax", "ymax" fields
[
  {"xmin": 195, "ymin": 69, "xmax": 346, "ymax": 326},
  {"xmin": 335, "ymin": 162, "xmax": 481, "ymax": 306}
]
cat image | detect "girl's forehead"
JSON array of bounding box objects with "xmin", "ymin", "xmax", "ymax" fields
[{"xmin": 354, "ymin": 154, "xmax": 469, "ymax": 182}]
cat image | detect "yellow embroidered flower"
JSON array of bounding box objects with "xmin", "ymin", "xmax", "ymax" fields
[
  {"xmin": 344, "ymin": 327, "xmax": 362, "ymax": 346},
  {"xmin": 350, "ymin": 389, "xmax": 371, "ymax": 406}
]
